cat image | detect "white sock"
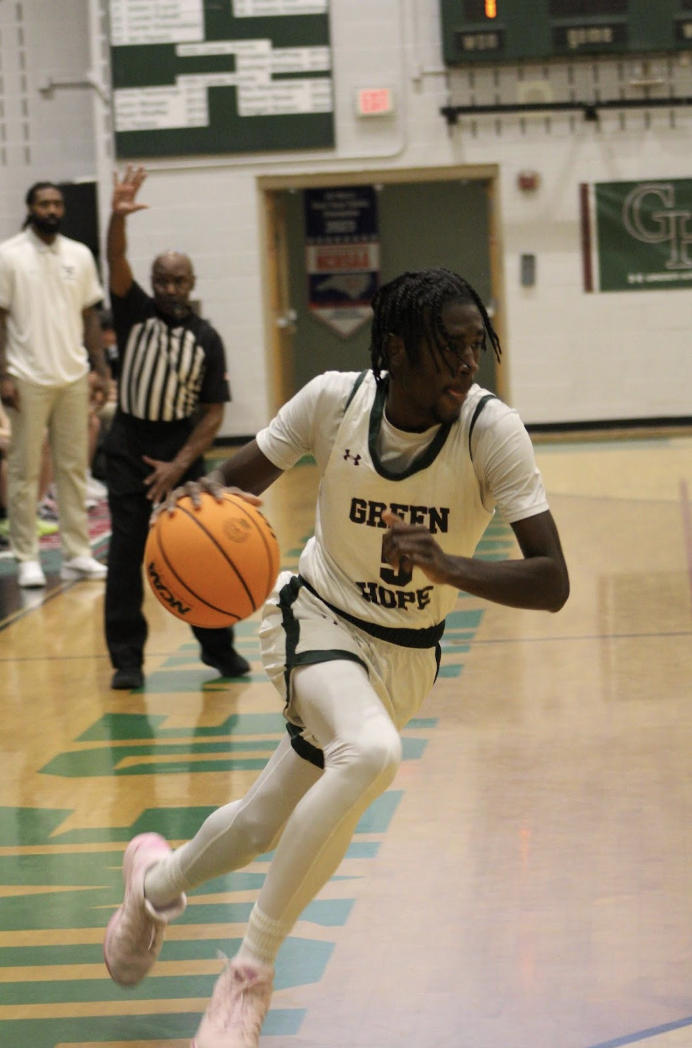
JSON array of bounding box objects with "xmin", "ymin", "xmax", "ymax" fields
[
  {"xmin": 236, "ymin": 905, "xmax": 291, "ymax": 967},
  {"xmin": 144, "ymin": 853, "xmax": 188, "ymax": 909}
]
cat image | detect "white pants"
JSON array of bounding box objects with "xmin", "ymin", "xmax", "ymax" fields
[
  {"xmin": 6, "ymin": 375, "xmax": 90, "ymax": 561},
  {"xmin": 161, "ymin": 659, "xmax": 403, "ymax": 928}
]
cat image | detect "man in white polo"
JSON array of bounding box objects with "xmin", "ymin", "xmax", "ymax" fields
[{"xmin": 0, "ymin": 182, "xmax": 110, "ymax": 587}]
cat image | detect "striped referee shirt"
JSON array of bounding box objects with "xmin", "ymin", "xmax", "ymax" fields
[{"xmin": 110, "ymin": 281, "xmax": 230, "ymax": 421}]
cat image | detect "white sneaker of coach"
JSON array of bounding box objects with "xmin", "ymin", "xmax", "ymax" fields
[
  {"xmin": 18, "ymin": 560, "xmax": 47, "ymax": 587},
  {"xmin": 60, "ymin": 555, "xmax": 107, "ymax": 580}
]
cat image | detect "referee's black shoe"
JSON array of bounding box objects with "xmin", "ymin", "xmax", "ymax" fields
[
  {"xmin": 201, "ymin": 649, "xmax": 251, "ymax": 678},
  {"xmin": 111, "ymin": 666, "xmax": 144, "ymax": 690}
]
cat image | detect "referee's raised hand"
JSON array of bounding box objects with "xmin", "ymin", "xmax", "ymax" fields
[{"xmin": 112, "ymin": 165, "xmax": 148, "ymax": 217}]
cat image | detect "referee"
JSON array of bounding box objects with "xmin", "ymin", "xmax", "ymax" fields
[{"xmin": 103, "ymin": 166, "xmax": 250, "ymax": 690}]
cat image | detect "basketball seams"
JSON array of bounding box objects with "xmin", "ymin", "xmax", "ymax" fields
[
  {"xmin": 146, "ymin": 493, "xmax": 280, "ymax": 628},
  {"xmin": 221, "ymin": 494, "xmax": 279, "ymax": 598},
  {"xmin": 155, "ymin": 522, "xmax": 244, "ymax": 622},
  {"xmin": 167, "ymin": 501, "xmax": 258, "ymax": 612}
]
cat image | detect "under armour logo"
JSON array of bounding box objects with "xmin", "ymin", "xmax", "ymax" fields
[{"xmin": 343, "ymin": 449, "xmax": 361, "ymax": 466}]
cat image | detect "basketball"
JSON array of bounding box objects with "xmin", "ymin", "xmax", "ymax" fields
[{"xmin": 144, "ymin": 492, "xmax": 281, "ymax": 628}]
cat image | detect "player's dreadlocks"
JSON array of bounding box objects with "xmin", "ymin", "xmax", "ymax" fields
[{"xmin": 368, "ymin": 268, "xmax": 502, "ymax": 389}]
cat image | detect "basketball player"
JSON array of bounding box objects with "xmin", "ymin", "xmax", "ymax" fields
[{"xmin": 103, "ymin": 269, "xmax": 569, "ymax": 1047}]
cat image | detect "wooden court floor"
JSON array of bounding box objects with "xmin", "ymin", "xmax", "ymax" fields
[{"xmin": 1, "ymin": 435, "xmax": 692, "ymax": 1048}]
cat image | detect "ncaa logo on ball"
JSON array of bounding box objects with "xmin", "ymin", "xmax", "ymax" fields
[{"xmin": 147, "ymin": 561, "xmax": 191, "ymax": 616}]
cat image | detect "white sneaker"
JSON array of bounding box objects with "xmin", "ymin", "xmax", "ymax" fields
[
  {"xmin": 86, "ymin": 473, "xmax": 108, "ymax": 500},
  {"xmin": 18, "ymin": 561, "xmax": 46, "ymax": 587},
  {"xmin": 60, "ymin": 555, "xmax": 107, "ymax": 580}
]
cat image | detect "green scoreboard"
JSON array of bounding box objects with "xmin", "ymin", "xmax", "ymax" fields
[
  {"xmin": 109, "ymin": 0, "xmax": 334, "ymax": 159},
  {"xmin": 440, "ymin": 0, "xmax": 692, "ymax": 64}
]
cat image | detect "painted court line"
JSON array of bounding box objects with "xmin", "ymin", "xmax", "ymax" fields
[
  {"xmin": 0, "ymin": 582, "xmax": 75, "ymax": 634},
  {"xmin": 586, "ymin": 1012, "xmax": 692, "ymax": 1048},
  {"xmin": 470, "ymin": 629, "xmax": 692, "ymax": 646}
]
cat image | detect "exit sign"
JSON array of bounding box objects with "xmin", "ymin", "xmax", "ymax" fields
[{"xmin": 355, "ymin": 88, "xmax": 394, "ymax": 116}]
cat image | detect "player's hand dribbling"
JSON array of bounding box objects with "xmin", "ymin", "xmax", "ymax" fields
[
  {"xmin": 381, "ymin": 510, "xmax": 454, "ymax": 586},
  {"xmin": 157, "ymin": 477, "xmax": 263, "ymax": 518}
]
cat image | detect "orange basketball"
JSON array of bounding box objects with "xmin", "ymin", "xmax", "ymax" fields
[{"xmin": 144, "ymin": 492, "xmax": 281, "ymax": 628}]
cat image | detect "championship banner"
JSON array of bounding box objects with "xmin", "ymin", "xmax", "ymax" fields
[
  {"xmin": 589, "ymin": 179, "xmax": 692, "ymax": 292},
  {"xmin": 304, "ymin": 186, "xmax": 379, "ymax": 337}
]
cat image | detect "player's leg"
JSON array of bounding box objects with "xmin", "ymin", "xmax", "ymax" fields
[
  {"xmin": 146, "ymin": 733, "xmax": 322, "ymax": 903},
  {"xmin": 192, "ymin": 659, "xmax": 402, "ymax": 1048},
  {"xmin": 244, "ymin": 658, "xmax": 401, "ymax": 951},
  {"xmin": 104, "ymin": 732, "xmax": 321, "ymax": 988}
]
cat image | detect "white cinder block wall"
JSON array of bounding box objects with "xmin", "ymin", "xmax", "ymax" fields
[
  {"xmin": 1, "ymin": 0, "xmax": 690, "ymax": 434},
  {"xmin": 0, "ymin": 0, "xmax": 96, "ymax": 237}
]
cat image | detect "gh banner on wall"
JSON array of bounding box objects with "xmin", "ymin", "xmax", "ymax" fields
[
  {"xmin": 304, "ymin": 186, "xmax": 380, "ymax": 337},
  {"xmin": 591, "ymin": 179, "xmax": 692, "ymax": 292}
]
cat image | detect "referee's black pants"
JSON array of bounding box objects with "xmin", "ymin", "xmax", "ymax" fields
[
  {"xmin": 104, "ymin": 412, "xmax": 239, "ymax": 671},
  {"xmin": 105, "ymin": 489, "xmax": 238, "ymax": 670}
]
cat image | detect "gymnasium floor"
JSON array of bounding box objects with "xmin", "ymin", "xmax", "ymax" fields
[{"xmin": 1, "ymin": 434, "xmax": 692, "ymax": 1048}]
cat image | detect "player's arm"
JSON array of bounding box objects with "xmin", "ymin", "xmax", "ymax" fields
[
  {"xmin": 202, "ymin": 375, "xmax": 326, "ymax": 496},
  {"xmin": 382, "ymin": 508, "xmax": 568, "ymax": 612},
  {"xmin": 382, "ymin": 412, "xmax": 569, "ymax": 613},
  {"xmin": 107, "ymin": 166, "xmax": 148, "ymax": 298},
  {"xmin": 163, "ymin": 374, "xmax": 334, "ymax": 512},
  {"xmin": 162, "ymin": 438, "xmax": 284, "ymax": 514},
  {"xmin": 207, "ymin": 439, "xmax": 284, "ymax": 496}
]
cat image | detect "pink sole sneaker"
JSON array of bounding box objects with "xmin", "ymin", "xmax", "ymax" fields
[
  {"xmin": 191, "ymin": 957, "xmax": 274, "ymax": 1048},
  {"xmin": 104, "ymin": 832, "xmax": 186, "ymax": 986}
]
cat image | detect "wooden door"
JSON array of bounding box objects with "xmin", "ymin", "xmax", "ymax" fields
[{"xmin": 262, "ymin": 190, "xmax": 297, "ymax": 414}]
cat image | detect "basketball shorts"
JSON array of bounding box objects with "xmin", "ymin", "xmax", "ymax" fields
[{"xmin": 259, "ymin": 571, "xmax": 442, "ymax": 758}]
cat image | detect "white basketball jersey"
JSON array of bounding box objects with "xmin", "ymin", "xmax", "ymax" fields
[{"xmin": 298, "ymin": 371, "xmax": 494, "ymax": 631}]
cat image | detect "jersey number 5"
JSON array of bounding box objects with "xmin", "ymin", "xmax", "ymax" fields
[{"xmin": 379, "ymin": 537, "xmax": 412, "ymax": 587}]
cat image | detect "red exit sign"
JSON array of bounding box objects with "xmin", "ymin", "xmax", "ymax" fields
[{"xmin": 356, "ymin": 88, "xmax": 394, "ymax": 116}]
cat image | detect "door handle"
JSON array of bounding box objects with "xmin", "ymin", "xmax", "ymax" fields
[{"xmin": 276, "ymin": 308, "xmax": 298, "ymax": 329}]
